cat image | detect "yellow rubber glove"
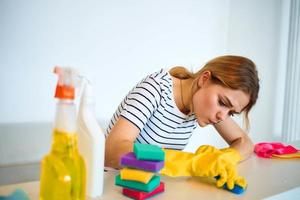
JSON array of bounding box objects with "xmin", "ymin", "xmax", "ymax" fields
[
  {"xmin": 196, "ymin": 145, "xmax": 247, "ymax": 189},
  {"xmin": 160, "ymin": 145, "xmax": 247, "ymax": 189}
]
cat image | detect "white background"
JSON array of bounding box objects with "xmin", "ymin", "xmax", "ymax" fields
[{"xmin": 0, "ymin": 0, "xmax": 289, "ymax": 164}]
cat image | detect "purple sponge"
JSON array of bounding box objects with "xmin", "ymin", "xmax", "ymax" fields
[{"xmin": 120, "ymin": 152, "xmax": 164, "ymax": 172}]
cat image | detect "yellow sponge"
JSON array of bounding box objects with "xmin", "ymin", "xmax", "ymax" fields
[{"xmin": 120, "ymin": 168, "xmax": 154, "ymax": 183}]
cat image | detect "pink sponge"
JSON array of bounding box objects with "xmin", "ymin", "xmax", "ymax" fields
[{"xmin": 122, "ymin": 182, "xmax": 165, "ymax": 200}]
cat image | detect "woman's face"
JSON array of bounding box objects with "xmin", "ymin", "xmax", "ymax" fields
[{"xmin": 192, "ymin": 75, "xmax": 250, "ymax": 127}]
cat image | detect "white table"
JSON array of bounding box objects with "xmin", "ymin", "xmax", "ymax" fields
[{"xmin": 1, "ymin": 143, "xmax": 300, "ymax": 200}]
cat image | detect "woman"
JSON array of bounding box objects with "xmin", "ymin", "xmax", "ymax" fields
[{"xmin": 105, "ymin": 55, "xmax": 259, "ymax": 170}]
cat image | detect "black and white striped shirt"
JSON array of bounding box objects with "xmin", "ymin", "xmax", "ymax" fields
[{"xmin": 105, "ymin": 69, "xmax": 197, "ymax": 150}]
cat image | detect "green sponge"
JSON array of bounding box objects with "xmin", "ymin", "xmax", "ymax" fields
[
  {"xmin": 115, "ymin": 174, "xmax": 160, "ymax": 192},
  {"xmin": 133, "ymin": 143, "xmax": 165, "ymax": 161}
]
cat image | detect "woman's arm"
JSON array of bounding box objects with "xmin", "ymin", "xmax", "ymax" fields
[
  {"xmin": 213, "ymin": 117, "xmax": 254, "ymax": 161},
  {"xmin": 105, "ymin": 117, "xmax": 140, "ymax": 168}
]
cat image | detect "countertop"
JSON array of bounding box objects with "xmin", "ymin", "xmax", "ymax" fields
[{"xmin": 1, "ymin": 144, "xmax": 300, "ymax": 199}]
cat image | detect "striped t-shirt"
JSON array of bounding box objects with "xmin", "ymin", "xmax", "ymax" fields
[{"xmin": 105, "ymin": 69, "xmax": 197, "ymax": 150}]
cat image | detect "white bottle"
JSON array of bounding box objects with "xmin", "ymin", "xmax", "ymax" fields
[{"xmin": 77, "ymin": 81, "xmax": 105, "ymax": 198}]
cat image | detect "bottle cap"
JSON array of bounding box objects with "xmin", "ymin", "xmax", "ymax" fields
[
  {"xmin": 54, "ymin": 66, "xmax": 76, "ymax": 100},
  {"xmin": 54, "ymin": 84, "xmax": 75, "ymax": 100}
]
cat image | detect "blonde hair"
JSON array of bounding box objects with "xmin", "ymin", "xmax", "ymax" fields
[{"xmin": 169, "ymin": 55, "xmax": 260, "ymax": 130}]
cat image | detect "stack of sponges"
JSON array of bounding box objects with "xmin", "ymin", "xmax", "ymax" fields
[{"xmin": 115, "ymin": 143, "xmax": 165, "ymax": 200}]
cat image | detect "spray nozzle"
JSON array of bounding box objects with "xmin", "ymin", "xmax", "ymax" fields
[{"xmin": 54, "ymin": 66, "xmax": 79, "ymax": 100}]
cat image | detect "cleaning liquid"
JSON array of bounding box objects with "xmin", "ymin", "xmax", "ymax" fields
[
  {"xmin": 39, "ymin": 67, "xmax": 86, "ymax": 200},
  {"xmin": 78, "ymin": 80, "xmax": 105, "ymax": 198}
]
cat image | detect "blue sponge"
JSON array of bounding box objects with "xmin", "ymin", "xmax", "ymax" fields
[
  {"xmin": 222, "ymin": 183, "xmax": 245, "ymax": 194},
  {"xmin": 0, "ymin": 189, "xmax": 30, "ymax": 200},
  {"xmin": 215, "ymin": 176, "xmax": 245, "ymax": 194}
]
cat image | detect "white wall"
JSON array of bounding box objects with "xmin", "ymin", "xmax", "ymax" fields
[
  {"xmin": 0, "ymin": 0, "xmax": 287, "ymax": 164},
  {"xmin": 0, "ymin": 0, "xmax": 230, "ymax": 123}
]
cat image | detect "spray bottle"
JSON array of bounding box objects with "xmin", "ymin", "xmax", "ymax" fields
[
  {"xmin": 39, "ymin": 67, "xmax": 86, "ymax": 200},
  {"xmin": 77, "ymin": 78, "xmax": 105, "ymax": 198}
]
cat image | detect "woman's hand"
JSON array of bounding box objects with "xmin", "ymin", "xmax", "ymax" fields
[
  {"xmin": 193, "ymin": 145, "xmax": 247, "ymax": 189},
  {"xmin": 161, "ymin": 145, "xmax": 247, "ymax": 190}
]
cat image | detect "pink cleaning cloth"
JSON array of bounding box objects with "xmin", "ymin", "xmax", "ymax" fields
[{"xmin": 254, "ymin": 142, "xmax": 300, "ymax": 158}]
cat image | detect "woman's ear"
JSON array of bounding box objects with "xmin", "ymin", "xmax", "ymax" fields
[{"xmin": 198, "ymin": 71, "xmax": 211, "ymax": 87}]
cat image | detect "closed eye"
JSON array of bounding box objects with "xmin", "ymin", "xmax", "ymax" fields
[
  {"xmin": 228, "ymin": 111, "xmax": 235, "ymax": 117},
  {"xmin": 218, "ymin": 96, "xmax": 239, "ymax": 117},
  {"xmin": 218, "ymin": 98, "xmax": 227, "ymax": 107},
  {"xmin": 229, "ymin": 110, "xmax": 240, "ymax": 117}
]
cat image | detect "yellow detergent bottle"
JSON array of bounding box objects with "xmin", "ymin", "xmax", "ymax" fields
[{"xmin": 39, "ymin": 67, "xmax": 86, "ymax": 200}]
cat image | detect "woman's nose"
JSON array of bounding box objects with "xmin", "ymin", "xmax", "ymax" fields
[{"xmin": 216, "ymin": 109, "xmax": 228, "ymax": 122}]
